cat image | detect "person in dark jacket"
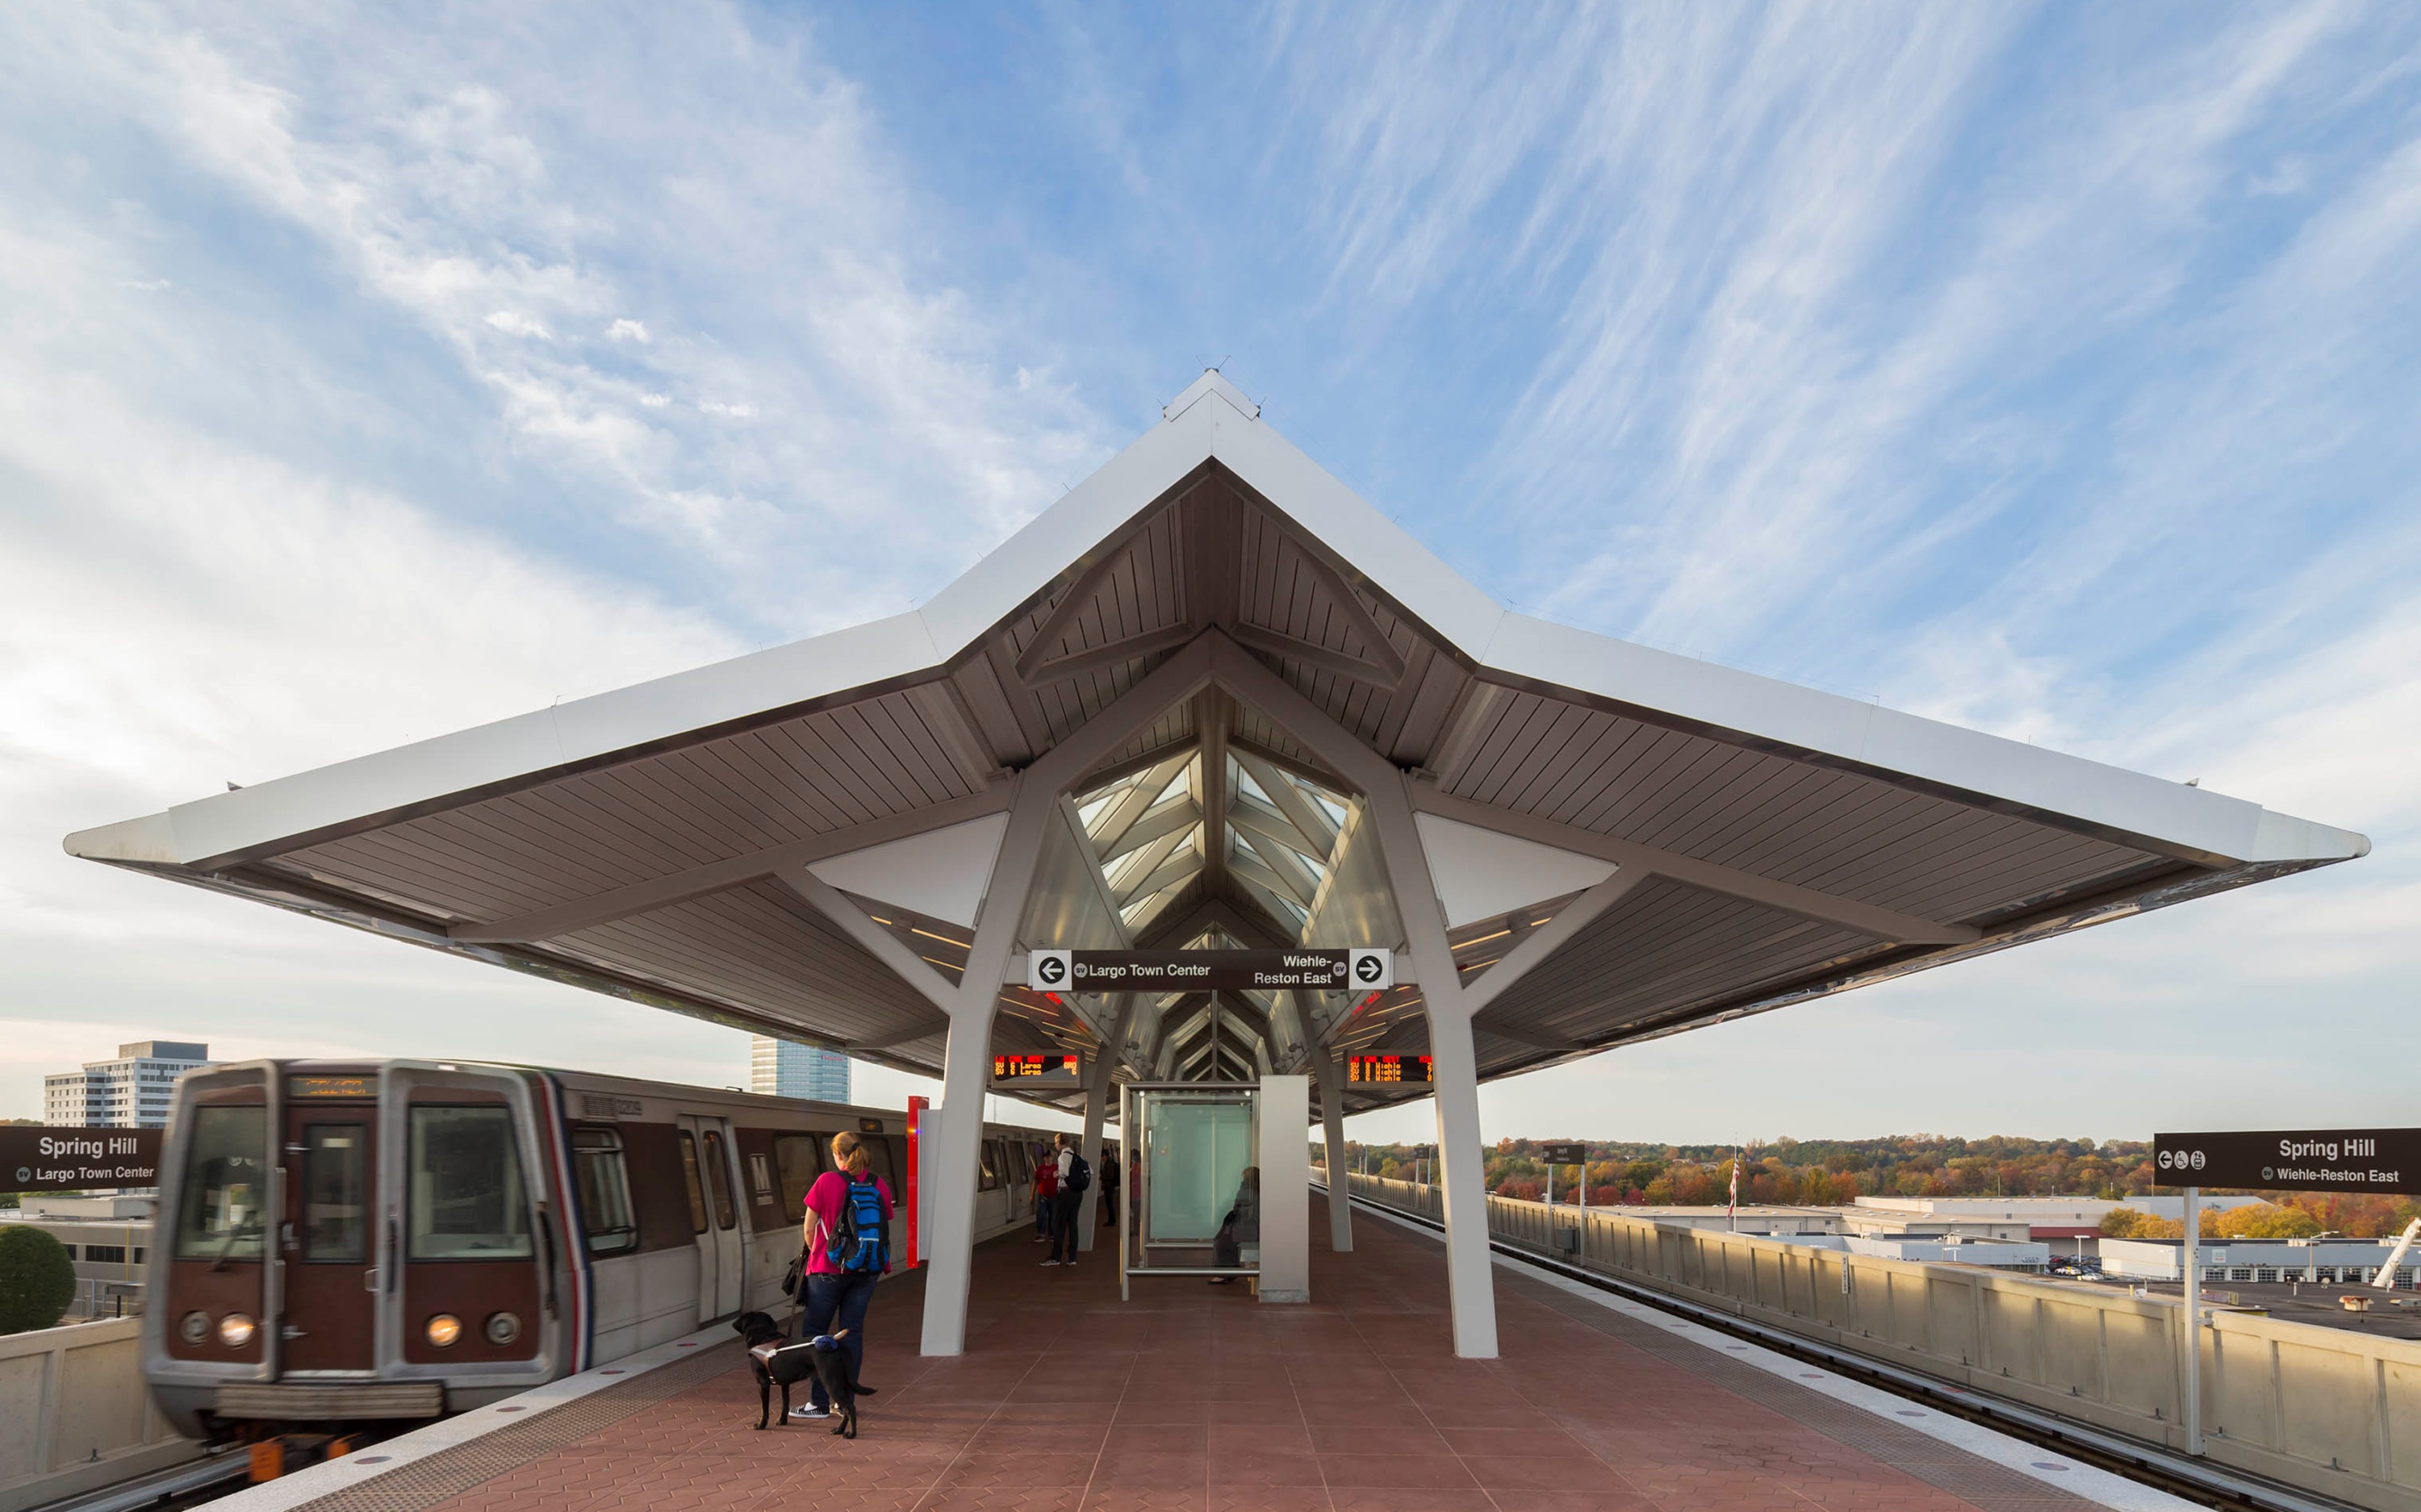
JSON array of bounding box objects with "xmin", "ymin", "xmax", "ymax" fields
[
  {"xmin": 1099, "ymin": 1148, "xmax": 1120, "ymax": 1225},
  {"xmin": 1208, "ymin": 1167, "xmax": 1259, "ymax": 1284}
]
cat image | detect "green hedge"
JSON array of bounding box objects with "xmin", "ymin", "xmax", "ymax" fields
[{"xmin": 0, "ymin": 1225, "xmax": 78, "ymax": 1334}]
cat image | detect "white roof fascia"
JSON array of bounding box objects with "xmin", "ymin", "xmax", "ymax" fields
[
  {"xmin": 63, "ymin": 376, "xmax": 2368, "ymax": 878},
  {"xmin": 67, "ymin": 609, "xmax": 945, "ymax": 868},
  {"xmin": 1479, "ymin": 612, "xmax": 2368, "ymax": 868}
]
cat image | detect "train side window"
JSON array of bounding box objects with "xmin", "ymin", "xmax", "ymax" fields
[
  {"xmin": 772, "ymin": 1134, "xmax": 824, "ymax": 1213},
  {"xmin": 173, "ymin": 1105, "xmax": 267, "ymax": 1262},
  {"xmin": 701, "ymin": 1130, "xmax": 738, "ymax": 1230},
  {"xmin": 407, "ymin": 1107, "xmax": 533, "ymax": 1260},
  {"xmin": 872, "ymin": 1136, "xmax": 903, "ymax": 1189},
  {"xmin": 302, "ymin": 1123, "xmax": 368, "ymax": 1262},
  {"xmin": 571, "ymin": 1127, "xmax": 638, "ymax": 1255},
  {"xmin": 977, "ymin": 1139, "xmax": 1001, "ymax": 1192},
  {"xmin": 676, "ymin": 1130, "xmax": 709, "ymax": 1234},
  {"xmin": 1004, "ymin": 1141, "xmax": 1030, "ymax": 1188}
]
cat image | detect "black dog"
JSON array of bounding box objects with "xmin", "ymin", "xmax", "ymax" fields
[{"xmin": 734, "ymin": 1310, "xmax": 875, "ymax": 1437}]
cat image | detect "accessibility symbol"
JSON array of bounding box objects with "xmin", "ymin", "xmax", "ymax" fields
[
  {"xmin": 1028, "ymin": 950, "xmax": 1072, "ymax": 991},
  {"xmin": 1348, "ymin": 948, "xmax": 1393, "ymax": 992}
]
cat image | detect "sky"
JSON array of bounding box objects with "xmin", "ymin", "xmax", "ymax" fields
[{"xmin": 2, "ymin": 2, "xmax": 2416, "ymax": 1147}]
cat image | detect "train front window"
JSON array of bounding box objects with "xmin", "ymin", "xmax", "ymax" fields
[
  {"xmin": 173, "ymin": 1105, "xmax": 267, "ymax": 1262},
  {"xmin": 408, "ymin": 1107, "xmax": 533, "ymax": 1260},
  {"xmin": 302, "ymin": 1124, "xmax": 367, "ymax": 1262},
  {"xmin": 571, "ymin": 1127, "xmax": 638, "ymax": 1255}
]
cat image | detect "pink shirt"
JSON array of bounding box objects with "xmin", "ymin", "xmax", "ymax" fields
[{"xmin": 803, "ymin": 1170, "xmax": 894, "ymax": 1276}]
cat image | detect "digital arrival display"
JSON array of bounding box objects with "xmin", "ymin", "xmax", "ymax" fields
[
  {"xmin": 993, "ymin": 1055, "xmax": 1081, "ymax": 1081},
  {"xmin": 1347, "ymin": 1055, "xmax": 1432, "ymax": 1084}
]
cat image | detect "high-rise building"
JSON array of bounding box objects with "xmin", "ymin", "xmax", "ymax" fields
[
  {"xmin": 750, "ymin": 1036, "xmax": 851, "ymax": 1104},
  {"xmin": 44, "ymin": 1042, "xmax": 212, "ymax": 1129}
]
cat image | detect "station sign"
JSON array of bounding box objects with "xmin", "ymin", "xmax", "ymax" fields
[
  {"xmin": 1347, "ymin": 1055, "xmax": 1432, "ymax": 1084},
  {"xmin": 1537, "ymin": 1142, "xmax": 1588, "ymax": 1165},
  {"xmin": 2153, "ymin": 1127, "xmax": 2419, "ymax": 1196},
  {"xmin": 1027, "ymin": 948, "xmax": 1392, "ymax": 994},
  {"xmin": 2, "ymin": 1127, "xmax": 163, "ymax": 1192},
  {"xmin": 993, "ymin": 1054, "xmax": 1081, "ymax": 1083}
]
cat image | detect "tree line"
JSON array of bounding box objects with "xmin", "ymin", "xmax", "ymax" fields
[{"xmin": 1321, "ymin": 1134, "xmax": 2421, "ymax": 1238}]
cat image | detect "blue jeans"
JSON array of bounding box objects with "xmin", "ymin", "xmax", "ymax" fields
[{"xmin": 797, "ymin": 1270, "xmax": 877, "ymax": 1409}]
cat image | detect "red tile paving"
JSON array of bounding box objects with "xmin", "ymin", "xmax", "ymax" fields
[{"xmin": 393, "ymin": 1204, "xmax": 2097, "ymax": 1512}]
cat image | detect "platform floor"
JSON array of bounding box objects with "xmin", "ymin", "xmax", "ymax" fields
[{"xmin": 283, "ymin": 1209, "xmax": 2135, "ymax": 1512}]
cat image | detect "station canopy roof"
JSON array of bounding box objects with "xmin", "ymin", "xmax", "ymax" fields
[{"xmin": 67, "ymin": 372, "xmax": 2369, "ymax": 1116}]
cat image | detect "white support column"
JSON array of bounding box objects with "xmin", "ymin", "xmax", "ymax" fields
[
  {"xmin": 1077, "ymin": 995, "xmax": 1132, "ymax": 1251},
  {"xmin": 922, "ymin": 1005, "xmax": 998, "ymax": 1355},
  {"xmin": 1311, "ymin": 1049, "xmax": 1353, "ymax": 1252},
  {"xmin": 1364, "ymin": 771, "xmax": 1498, "ymax": 1359},
  {"xmin": 1256, "ymin": 1074, "xmax": 1311, "ymax": 1303}
]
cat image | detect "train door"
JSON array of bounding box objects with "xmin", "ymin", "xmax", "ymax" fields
[
  {"xmin": 675, "ymin": 1114, "xmax": 742, "ymax": 1321},
  {"xmin": 280, "ymin": 1092, "xmax": 378, "ymax": 1371}
]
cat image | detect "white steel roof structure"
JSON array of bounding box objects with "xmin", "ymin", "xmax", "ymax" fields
[{"xmin": 66, "ymin": 370, "xmax": 2366, "ymax": 1356}]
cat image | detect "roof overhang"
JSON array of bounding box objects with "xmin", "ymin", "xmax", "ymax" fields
[{"xmin": 66, "ymin": 371, "xmax": 2369, "ymax": 1117}]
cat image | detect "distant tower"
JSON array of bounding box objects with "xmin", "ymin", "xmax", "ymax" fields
[
  {"xmin": 44, "ymin": 1041, "xmax": 212, "ymax": 1129},
  {"xmin": 750, "ymin": 1036, "xmax": 852, "ymax": 1104}
]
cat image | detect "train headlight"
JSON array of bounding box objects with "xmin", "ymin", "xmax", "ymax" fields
[
  {"xmin": 424, "ymin": 1314, "xmax": 463, "ymax": 1348},
  {"xmin": 217, "ymin": 1314, "xmax": 256, "ymax": 1348},
  {"xmin": 179, "ymin": 1310, "xmax": 211, "ymax": 1345},
  {"xmin": 483, "ymin": 1311, "xmax": 522, "ymax": 1346}
]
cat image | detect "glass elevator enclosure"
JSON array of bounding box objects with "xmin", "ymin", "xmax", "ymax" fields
[{"xmin": 1119, "ymin": 1083, "xmax": 1261, "ymax": 1297}]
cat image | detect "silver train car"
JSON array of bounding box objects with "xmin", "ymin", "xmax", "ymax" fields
[{"xmin": 143, "ymin": 1059, "xmax": 1079, "ymax": 1436}]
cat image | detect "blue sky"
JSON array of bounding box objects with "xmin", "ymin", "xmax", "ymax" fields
[{"xmin": 2, "ymin": 2, "xmax": 2415, "ymax": 1143}]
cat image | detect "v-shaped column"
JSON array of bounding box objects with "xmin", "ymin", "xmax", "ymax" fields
[
  {"xmin": 1200, "ymin": 632, "xmax": 1644, "ymax": 1359},
  {"xmin": 781, "ymin": 635, "xmax": 1219, "ymax": 1355}
]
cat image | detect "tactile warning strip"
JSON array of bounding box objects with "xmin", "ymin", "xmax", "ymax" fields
[
  {"xmin": 285, "ymin": 1343, "xmax": 744, "ymax": 1512},
  {"xmin": 1510, "ymin": 1271, "xmax": 2099, "ymax": 1512}
]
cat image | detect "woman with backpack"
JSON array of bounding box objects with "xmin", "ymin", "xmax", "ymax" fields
[{"xmin": 791, "ymin": 1130, "xmax": 893, "ymax": 1420}]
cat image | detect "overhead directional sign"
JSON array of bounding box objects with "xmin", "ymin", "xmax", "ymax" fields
[
  {"xmin": 1027, "ymin": 948, "xmax": 1392, "ymax": 994},
  {"xmin": 2154, "ymin": 1128, "xmax": 2419, "ymax": 1196}
]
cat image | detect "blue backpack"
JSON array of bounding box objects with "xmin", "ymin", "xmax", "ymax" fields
[{"xmin": 825, "ymin": 1177, "xmax": 891, "ymax": 1273}]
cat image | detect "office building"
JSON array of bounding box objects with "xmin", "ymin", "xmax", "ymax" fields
[
  {"xmin": 43, "ymin": 1041, "xmax": 211, "ymax": 1129},
  {"xmin": 750, "ymin": 1036, "xmax": 851, "ymax": 1103}
]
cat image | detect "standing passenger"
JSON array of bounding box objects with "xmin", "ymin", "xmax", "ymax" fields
[
  {"xmin": 1032, "ymin": 1142, "xmax": 1059, "ymax": 1243},
  {"xmin": 791, "ymin": 1131, "xmax": 892, "ymax": 1420},
  {"xmin": 1043, "ymin": 1134, "xmax": 1087, "ymax": 1266},
  {"xmin": 1099, "ymin": 1147, "xmax": 1120, "ymax": 1226}
]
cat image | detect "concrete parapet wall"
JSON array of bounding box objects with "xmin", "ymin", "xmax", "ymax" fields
[
  {"xmin": 0, "ymin": 1316, "xmax": 199, "ymax": 1512},
  {"xmin": 1341, "ymin": 1173, "xmax": 2421, "ymax": 1512}
]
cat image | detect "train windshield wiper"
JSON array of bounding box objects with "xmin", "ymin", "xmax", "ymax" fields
[{"xmin": 208, "ymin": 1218, "xmax": 264, "ymax": 1272}]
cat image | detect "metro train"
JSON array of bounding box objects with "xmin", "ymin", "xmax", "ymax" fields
[{"xmin": 143, "ymin": 1059, "xmax": 1083, "ymax": 1437}]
